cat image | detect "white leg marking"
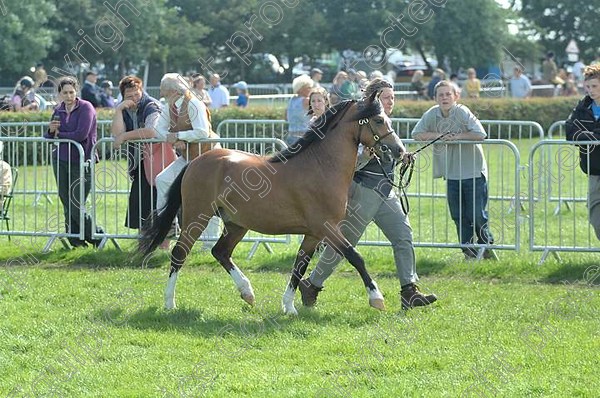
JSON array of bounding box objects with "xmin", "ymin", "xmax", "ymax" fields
[
  {"xmin": 282, "ymin": 285, "xmax": 298, "ymax": 316},
  {"xmin": 230, "ymin": 266, "xmax": 255, "ymax": 305},
  {"xmin": 165, "ymin": 271, "xmax": 178, "ymax": 310},
  {"xmin": 367, "ymin": 280, "xmax": 385, "ymax": 311}
]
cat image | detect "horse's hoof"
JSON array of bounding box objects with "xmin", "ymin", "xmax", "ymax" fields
[
  {"xmin": 369, "ymin": 298, "xmax": 386, "ymax": 311},
  {"xmin": 241, "ymin": 292, "xmax": 255, "ymax": 306},
  {"xmin": 282, "ymin": 302, "xmax": 298, "ymax": 316},
  {"xmin": 165, "ymin": 299, "xmax": 176, "ymax": 310}
]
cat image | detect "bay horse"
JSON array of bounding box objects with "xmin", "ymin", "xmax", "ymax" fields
[{"xmin": 139, "ymin": 93, "xmax": 404, "ymax": 315}]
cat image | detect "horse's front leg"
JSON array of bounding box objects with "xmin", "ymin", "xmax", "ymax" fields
[
  {"xmin": 326, "ymin": 231, "xmax": 385, "ymax": 311},
  {"xmin": 282, "ymin": 235, "xmax": 320, "ymax": 315}
]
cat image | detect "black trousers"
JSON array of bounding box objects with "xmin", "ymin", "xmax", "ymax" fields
[{"xmin": 52, "ymin": 159, "xmax": 101, "ymax": 246}]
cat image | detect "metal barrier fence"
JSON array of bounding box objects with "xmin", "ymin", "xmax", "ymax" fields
[
  {"xmin": 0, "ymin": 136, "xmax": 87, "ymax": 251},
  {"xmin": 356, "ymin": 139, "xmax": 521, "ymax": 254},
  {"xmin": 547, "ymin": 120, "xmax": 566, "ymax": 139},
  {"xmin": 528, "ymin": 140, "xmax": 600, "ymax": 264},
  {"xmin": 0, "ymin": 132, "xmax": 289, "ymax": 255}
]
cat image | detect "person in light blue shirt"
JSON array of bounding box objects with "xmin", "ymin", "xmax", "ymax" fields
[
  {"xmin": 208, "ymin": 73, "xmax": 230, "ymax": 109},
  {"xmin": 285, "ymin": 74, "xmax": 313, "ymax": 145},
  {"xmin": 509, "ymin": 67, "xmax": 532, "ymax": 99}
]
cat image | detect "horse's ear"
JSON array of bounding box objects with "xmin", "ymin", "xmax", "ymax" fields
[{"xmin": 367, "ymin": 89, "xmax": 379, "ymax": 103}]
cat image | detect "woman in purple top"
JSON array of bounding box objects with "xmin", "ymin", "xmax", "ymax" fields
[{"xmin": 45, "ymin": 77, "xmax": 102, "ymax": 248}]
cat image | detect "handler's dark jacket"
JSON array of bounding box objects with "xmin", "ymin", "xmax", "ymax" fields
[{"xmin": 566, "ymin": 95, "xmax": 600, "ymax": 175}]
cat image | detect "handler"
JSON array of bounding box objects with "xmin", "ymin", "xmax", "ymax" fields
[{"xmin": 300, "ymin": 78, "xmax": 437, "ymax": 310}]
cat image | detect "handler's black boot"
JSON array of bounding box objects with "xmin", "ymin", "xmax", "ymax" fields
[
  {"xmin": 299, "ymin": 279, "xmax": 322, "ymax": 307},
  {"xmin": 401, "ymin": 284, "xmax": 437, "ymax": 310}
]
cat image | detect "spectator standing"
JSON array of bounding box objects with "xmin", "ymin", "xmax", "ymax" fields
[
  {"xmin": 44, "ymin": 77, "xmax": 102, "ymax": 248},
  {"xmin": 464, "ymin": 68, "xmax": 480, "ymax": 98},
  {"xmin": 11, "ymin": 77, "xmax": 38, "ymax": 111},
  {"xmin": 542, "ymin": 51, "xmax": 564, "ymax": 95},
  {"xmin": 208, "ymin": 73, "xmax": 229, "ymax": 109},
  {"xmin": 307, "ymin": 87, "xmax": 329, "ymax": 121},
  {"xmin": 233, "ymin": 81, "xmax": 250, "ymax": 107},
  {"xmin": 427, "ymin": 68, "xmax": 446, "ymax": 100},
  {"xmin": 310, "ymin": 68, "xmax": 323, "ymax": 88},
  {"xmin": 299, "ymin": 78, "xmax": 437, "ymax": 310},
  {"xmin": 190, "ymin": 74, "xmax": 212, "ymax": 108},
  {"xmin": 99, "ymin": 80, "xmax": 116, "ymax": 108},
  {"xmin": 81, "ymin": 71, "xmax": 101, "ymax": 108},
  {"xmin": 339, "ymin": 68, "xmax": 360, "ymax": 100},
  {"xmin": 450, "ymin": 73, "xmax": 462, "ymax": 98},
  {"xmin": 111, "ymin": 75, "xmax": 175, "ymax": 231},
  {"xmin": 562, "ymin": 72, "xmax": 579, "ymax": 96},
  {"xmin": 329, "ymin": 71, "xmax": 349, "ymax": 106},
  {"xmin": 565, "ymin": 64, "xmax": 600, "ymax": 240},
  {"xmin": 33, "ymin": 63, "xmax": 48, "ymax": 88},
  {"xmin": 573, "ymin": 59, "xmax": 586, "ymax": 83},
  {"xmin": 410, "ymin": 70, "xmax": 427, "ymax": 100},
  {"xmin": 285, "ymin": 74, "xmax": 313, "ymax": 145},
  {"xmin": 509, "ymin": 67, "xmax": 532, "ymax": 99},
  {"xmin": 412, "ymin": 80, "xmax": 495, "ymax": 260}
]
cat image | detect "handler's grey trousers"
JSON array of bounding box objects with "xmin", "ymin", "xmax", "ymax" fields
[
  {"xmin": 588, "ymin": 175, "xmax": 600, "ymax": 240},
  {"xmin": 308, "ymin": 181, "xmax": 418, "ymax": 288}
]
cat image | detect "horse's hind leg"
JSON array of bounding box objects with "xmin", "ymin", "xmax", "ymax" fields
[
  {"xmin": 325, "ymin": 231, "xmax": 385, "ymax": 311},
  {"xmin": 165, "ymin": 217, "xmax": 208, "ymax": 309},
  {"xmin": 211, "ymin": 222, "xmax": 254, "ymax": 306},
  {"xmin": 282, "ymin": 235, "xmax": 320, "ymax": 315}
]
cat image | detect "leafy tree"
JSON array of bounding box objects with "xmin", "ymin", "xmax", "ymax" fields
[
  {"xmin": 430, "ymin": 0, "xmax": 509, "ymax": 72},
  {"xmin": 0, "ymin": 0, "xmax": 55, "ymax": 82},
  {"xmin": 520, "ymin": 0, "xmax": 600, "ymax": 63}
]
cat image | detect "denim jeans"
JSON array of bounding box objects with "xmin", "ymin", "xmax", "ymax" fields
[{"xmin": 447, "ymin": 175, "xmax": 493, "ymax": 245}]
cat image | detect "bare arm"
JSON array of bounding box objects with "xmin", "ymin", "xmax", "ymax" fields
[{"xmin": 412, "ymin": 132, "xmax": 442, "ymax": 141}]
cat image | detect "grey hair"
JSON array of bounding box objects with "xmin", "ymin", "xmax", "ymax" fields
[{"xmin": 160, "ymin": 73, "xmax": 191, "ymax": 94}]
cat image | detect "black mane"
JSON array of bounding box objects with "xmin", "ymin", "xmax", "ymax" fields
[{"xmin": 269, "ymin": 97, "xmax": 383, "ymax": 163}]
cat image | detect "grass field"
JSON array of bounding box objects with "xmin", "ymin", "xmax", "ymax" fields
[
  {"xmin": 1, "ymin": 134, "xmax": 599, "ymax": 396},
  {"xmin": 1, "ymin": 240, "xmax": 599, "ymax": 397}
]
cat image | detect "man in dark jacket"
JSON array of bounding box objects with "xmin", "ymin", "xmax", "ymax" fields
[
  {"xmin": 81, "ymin": 71, "xmax": 101, "ymax": 107},
  {"xmin": 566, "ymin": 63, "xmax": 600, "ymax": 239}
]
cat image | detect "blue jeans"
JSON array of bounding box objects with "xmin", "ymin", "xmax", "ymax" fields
[{"xmin": 447, "ymin": 176, "xmax": 493, "ymax": 245}]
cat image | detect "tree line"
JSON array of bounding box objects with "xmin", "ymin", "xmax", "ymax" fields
[{"xmin": 1, "ymin": 0, "xmax": 597, "ymax": 85}]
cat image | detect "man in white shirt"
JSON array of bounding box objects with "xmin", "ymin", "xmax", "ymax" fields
[
  {"xmin": 208, "ymin": 73, "xmax": 230, "ymax": 109},
  {"xmin": 154, "ymin": 73, "xmax": 220, "ymax": 241}
]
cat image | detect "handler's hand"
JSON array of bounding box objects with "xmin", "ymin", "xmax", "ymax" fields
[{"xmin": 402, "ymin": 151, "xmax": 416, "ymax": 165}]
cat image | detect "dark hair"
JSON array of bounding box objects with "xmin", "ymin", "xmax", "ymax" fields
[
  {"xmin": 363, "ymin": 78, "xmax": 393, "ymax": 99},
  {"xmin": 57, "ymin": 76, "xmax": 79, "ymax": 93},
  {"xmin": 118, "ymin": 75, "xmax": 143, "ymax": 97}
]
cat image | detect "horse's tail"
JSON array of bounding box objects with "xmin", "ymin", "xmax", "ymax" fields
[{"xmin": 138, "ymin": 165, "xmax": 189, "ymax": 256}]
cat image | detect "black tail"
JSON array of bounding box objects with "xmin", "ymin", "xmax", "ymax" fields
[{"xmin": 138, "ymin": 165, "xmax": 189, "ymax": 255}]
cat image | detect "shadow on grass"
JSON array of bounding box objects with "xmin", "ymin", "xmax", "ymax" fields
[
  {"xmin": 94, "ymin": 303, "xmax": 372, "ymax": 338},
  {"xmin": 540, "ymin": 261, "xmax": 600, "ymax": 285}
]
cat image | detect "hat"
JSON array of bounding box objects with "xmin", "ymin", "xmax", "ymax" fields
[
  {"xmin": 292, "ymin": 74, "xmax": 314, "ymax": 94},
  {"xmin": 233, "ymin": 81, "xmax": 248, "ymax": 90},
  {"xmin": 311, "ymin": 68, "xmax": 323, "ymax": 75},
  {"xmin": 20, "ymin": 76, "xmax": 34, "ymax": 88},
  {"xmin": 100, "ymin": 80, "xmax": 113, "ymax": 89}
]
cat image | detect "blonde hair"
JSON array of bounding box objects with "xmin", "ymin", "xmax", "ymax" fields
[
  {"xmin": 584, "ymin": 64, "xmax": 600, "ymax": 81},
  {"xmin": 434, "ymin": 80, "xmax": 458, "ymax": 97},
  {"xmin": 307, "ymin": 87, "xmax": 329, "ymax": 115}
]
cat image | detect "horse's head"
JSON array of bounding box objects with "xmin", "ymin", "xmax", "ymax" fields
[{"xmin": 355, "ymin": 91, "xmax": 403, "ymax": 162}]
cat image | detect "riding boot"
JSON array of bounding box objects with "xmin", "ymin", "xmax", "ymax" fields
[
  {"xmin": 401, "ymin": 283, "xmax": 437, "ymax": 310},
  {"xmin": 299, "ymin": 279, "xmax": 322, "ymax": 307}
]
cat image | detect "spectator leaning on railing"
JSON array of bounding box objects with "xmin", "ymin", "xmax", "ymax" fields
[{"xmin": 565, "ymin": 63, "xmax": 600, "ymax": 240}]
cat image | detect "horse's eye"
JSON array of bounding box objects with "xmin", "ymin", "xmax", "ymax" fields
[{"xmin": 375, "ymin": 118, "xmax": 384, "ymax": 125}]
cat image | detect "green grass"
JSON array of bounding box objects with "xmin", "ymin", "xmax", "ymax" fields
[{"xmin": 1, "ymin": 241, "xmax": 599, "ymax": 397}]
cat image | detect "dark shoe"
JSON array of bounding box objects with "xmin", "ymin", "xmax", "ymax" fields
[
  {"xmin": 69, "ymin": 239, "xmax": 88, "ymax": 249},
  {"xmin": 401, "ymin": 284, "xmax": 437, "ymax": 310},
  {"xmin": 299, "ymin": 279, "xmax": 322, "ymax": 307},
  {"xmin": 483, "ymin": 248, "xmax": 498, "ymax": 261},
  {"xmin": 462, "ymin": 248, "xmax": 478, "ymax": 261}
]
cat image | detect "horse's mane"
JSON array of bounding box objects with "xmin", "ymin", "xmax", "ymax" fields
[{"xmin": 269, "ymin": 96, "xmax": 382, "ymax": 163}]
